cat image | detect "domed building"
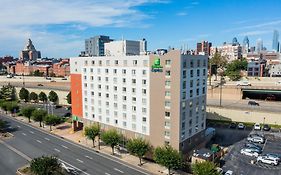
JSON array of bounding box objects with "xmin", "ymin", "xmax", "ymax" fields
[{"xmin": 19, "ymin": 39, "xmax": 41, "ymax": 61}]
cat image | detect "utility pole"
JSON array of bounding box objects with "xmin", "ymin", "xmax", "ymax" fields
[{"xmin": 219, "ymin": 76, "xmax": 223, "ymax": 107}]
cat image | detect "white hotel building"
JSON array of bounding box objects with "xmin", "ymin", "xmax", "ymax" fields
[{"xmin": 70, "ymin": 49, "xmax": 208, "ymax": 153}]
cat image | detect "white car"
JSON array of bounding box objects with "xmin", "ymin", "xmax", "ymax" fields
[
  {"xmin": 240, "ymin": 148, "xmax": 259, "ymax": 157},
  {"xmin": 264, "ymin": 153, "xmax": 281, "ymax": 162},
  {"xmin": 224, "ymin": 170, "xmax": 233, "ymax": 175},
  {"xmin": 247, "ymin": 135, "xmax": 265, "ymax": 144},
  {"xmin": 237, "ymin": 123, "xmax": 245, "ymax": 129},
  {"xmin": 236, "ymin": 81, "xmax": 251, "ymax": 86},
  {"xmin": 257, "ymin": 156, "xmax": 279, "ymax": 166},
  {"xmin": 254, "ymin": 123, "xmax": 261, "ymax": 130}
]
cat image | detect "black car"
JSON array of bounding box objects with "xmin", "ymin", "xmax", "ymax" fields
[
  {"xmin": 230, "ymin": 122, "xmax": 237, "ymax": 129},
  {"xmin": 248, "ymin": 101, "xmax": 259, "ymax": 106},
  {"xmin": 263, "ymin": 124, "xmax": 271, "ymax": 131}
]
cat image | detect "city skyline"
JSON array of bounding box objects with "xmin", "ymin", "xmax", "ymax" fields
[{"xmin": 0, "ymin": 0, "xmax": 281, "ymax": 58}]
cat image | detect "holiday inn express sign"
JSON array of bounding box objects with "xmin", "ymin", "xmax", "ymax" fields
[{"xmin": 151, "ymin": 57, "xmax": 163, "ymax": 72}]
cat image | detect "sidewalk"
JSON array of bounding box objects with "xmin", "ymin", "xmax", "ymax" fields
[{"xmin": 10, "ymin": 114, "xmax": 180, "ymax": 175}]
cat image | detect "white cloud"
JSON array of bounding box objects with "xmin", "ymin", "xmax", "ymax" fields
[
  {"xmin": 176, "ymin": 12, "xmax": 188, "ymax": 16},
  {"xmin": 0, "ymin": 0, "xmax": 167, "ymax": 57},
  {"xmin": 238, "ymin": 30, "xmax": 272, "ymax": 36}
]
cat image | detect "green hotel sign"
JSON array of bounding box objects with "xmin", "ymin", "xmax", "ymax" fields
[{"xmin": 151, "ymin": 58, "xmax": 163, "ymax": 72}]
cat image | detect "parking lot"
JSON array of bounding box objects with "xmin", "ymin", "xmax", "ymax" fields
[{"xmin": 213, "ymin": 126, "xmax": 281, "ymax": 175}]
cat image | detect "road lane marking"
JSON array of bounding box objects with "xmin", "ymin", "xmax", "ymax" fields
[
  {"xmin": 2, "ymin": 115, "xmax": 150, "ymax": 175},
  {"xmin": 62, "ymin": 145, "xmax": 68, "ymax": 149},
  {"xmin": 44, "ymin": 137, "xmax": 50, "ymax": 141},
  {"xmin": 76, "ymin": 159, "xmax": 84, "ymax": 163},
  {"xmin": 22, "ymin": 133, "xmax": 26, "ymax": 136},
  {"xmin": 29, "ymin": 131, "xmax": 34, "ymax": 134},
  {"xmin": 85, "ymin": 155, "xmax": 93, "ymax": 160},
  {"xmin": 17, "ymin": 125, "xmax": 21, "ymax": 128},
  {"xmin": 58, "ymin": 159, "xmax": 91, "ymax": 175},
  {"xmin": 36, "ymin": 140, "xmax": 42, "ymax": 143},
  {"xmin": 114, "ymin": 168, "xmax": 124, "ymax": 174},
  {"xmin": 105, "ymin": 173, "xmax": 111, "ymax": 175},
  {"xmin": 54, "ymin": 148, "xmax": 61, "ymax": 152},
  {"xmin": 0, "ymin": 139, "xmax": 32, "ymax": 161}
]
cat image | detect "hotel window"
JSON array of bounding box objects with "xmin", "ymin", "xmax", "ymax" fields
[
  {"xmin": 92, "ymin": 60, "xmax": 95, "ymax": 65},
  {"xmin": 189, "ymin": 110, "xmax": 192, "ymax": 118},
  {"xmin": 105, "ymin": 77, "xmax": 109, "ymax": 82},
  {"xmin": 114, "ymin": 111, "xmax": 118, "ymax": 117},
  {"xmin": 132, "ymin": 124, "xmax": 136, "ymax": 130},
  {"xmin": 203, "ymin": 79, "xmax": 206, "ymax": 85},
  {"xmin": 132, "ymin": 106, "xmax": 136, "ymax": 112},
  {"xmin": 190, "ymin": 70, "xmax": 193, "ymax": 77},
  {"xmin": 123, "ymin": 96, "xmax": 127, "ymax": 101},
  {"xmin": 142, "ymin": 108, "xmax": 147, "ymax": 114},
  {"xmin": 165, "ymin": 80, "xmax": 171, "ymax": 87},
  {"xmin": 122, "ymin": 87, "xmax": 126, "ymax": 92},
  {"xmin": 114, "ymin": 94, "xmax": 117, "ymax": 100},
  {"xmin": 165, "ymin": 91, "xmax": 171, "ymax": 97},
  {"xmin": 132, "ymin": 88, "xmax": 136, "ymax": 93},
  {"xmin": 164, "ymin": 131, "xmax": 170, "ymax": 138},
  {"xmin": 105, "ymin": 69, "xmax": 109, "ymax": 74},
  {"xmin": 123, "ymin": 113, "xmax": 127, "ymax": 119},
  {"xmin": 182, "ymin": 112, "xmax": 186, "ymax": 120},
  {"xmin": 190, "ymin": 60, "xmax": 194, "ymax": 68},
  {"xmin": 91, "ymin": 76, "xmax": 94, "ymax": 81},
  {"xmin": 98, "ymin": 84, "xmax": 101, "ymax": 89},
  {"xmin": 196, "ymin": 89, "xmax": 199, "ymax": 96},
  {"xmin": 165, "ymin": 60, "xmax": 171, "ymax": 66},
  {"xmin": 123, "ymin": 78, "xmax": 126, "ymax": 84},
  {"xmin": 132, "ymin": 79, "xmax": 136, "ymax": 84},
  {"xmin": 114, "ymin": 103, "xmax": 118, "ymax": 108},
  {"xmin": 83, "ymin": 68, "xmax": 86, "ymax": 73},
  {"xmin": 133, "ymin": 60, "xmax": 138, "ymax": 65},
  {"xmin": 142, "ymin": 79, "xmax": 147, "ymax": 85},
  {"xmin": 182, "ymin": 70, "xmax": 186, "ymax": 78},
  {"xmin": 90, "ymin": 68, "xmax": 93, "ymax": 73},
  {"xmin": 165, "ymin": 112, "xmax": 170, "ymax": 118},
  {"xmin": 113, "ymin": 77, "xmax": 117, "ymax": 83},
  {"xmin": 106, "ymin": 118, "xmax": 109, "ymax": 123},
  {"xmin": 132, "ymin": 97, "xmax": 136, "ymax": 102},
  {"xmin": 97, "ymin": 68, "xmax": 101, "ymax": 74},
  {"xmin": 115, "ymin": 60, "xmax": 118, "ymax": 65},
  {"xmin": 142, "ymin": 117, "xmax": 147, "ymax": 123},
  {"xmin": 203, "ymin": 59, "xmax": 206, "ymax": 67},
  {"xmin": 190, "ymin": 90, "xmax": 193, "ymax": 98},
  {"xmin": 106, "ymin": 94, "xmax": 109, "ymax": 98},
  {"xmin": 182, "ymin": 92, "xmax": 186, "ymax": 99},
  {"xmin": 182, "ymin": 101, "xmax": 186, "ymax": 109},
  {"xmin": 123, "ymin": 60, "xmax": 127, "ymax": 66},
  {"xmin": 201, "ymin": 122, "xmax": 204, "ymax": 129},
  {"xmin": 123, "ymin": 105, "xmax": 127, "ymax": 110},
  {"xmin": 142, "ymin": 126, "xmax": 146, "ymax": 133},
  {"xmin": 98, "ymin": 76, "xmax": 101, "ymax": 81},
  {"xmin": 190, "ymin": 80, "xmax": 193, "ymax": 88},
  {"xmin": 203, "ymin": 69, "xmax": 206, "ymax": 76},
  {"xmin": 132, "ymin": 69, "xmax": 136, "ymax": 75},
  {"xmin": 123, "ymin": 122, "xmax": 127, "ymax": 127},
  {"xmin": 84, "ymin": 76, "xmax": 87, "ymax": 80},
  {"xmin": 84, "ymin": 60, "xmax": 88, "ymax": 66},
  {"xmin": 182, "ymin": 81, "xmax": 186, "ymax": 89},
  {"xmin": 105, "ymin": 85, "xmax": 109, "ymax": 91},
  {"xmin": 106, "ymin": 102, "xmax": 109, "ymax": 107},
  {"xmin": 197, "ymin": 69, "xmax": 200, "ymax": 77},
  {"xmin": 143, "ymin": 60, "xmax": 148, "ymax": 66},
  {"xmin": 189, "ymin": 119, "xmax": 192, "ymax": 126},
  {"xmin": 84, "ymin": 83, "xmax": 87, "ymax": 88},
  {"xmin": 122, "ymin": 69, "xmax": 126, "ymax": 74},
  {"xmin": 142, "ymin": 70, "xmax": 147, "ymax": 75},
  {"xmin": 197, "ymin": 79, "xmax": 200, "ymax": 86},
  {"xmin": 203, "ymin": 87, "xmax": 205, "ymax": 94},
  {"xmin": 183, "ymin": 61, "xmax": 187, "ymax": 68},
  {"xmin": 99, "ymin": 60, "xmax": 102, "ymax": 66},
  {"xmin": 189, "ymin": 128, "xmax": 192, "ymax": 136},
  {"xmin": 90, "ymin": 84, "xmax": 94, "ymax": 89},
  {"xmin": 106, "ymin": 110, "xmax": 110, "ymax": 115},
  {"xmin": 142, "ymin": 89, "xmax": 147, "ymax": 95},
  {"xmin": 113, "ymin": 69, "xmax": 117, "ymax": 74},
  {"xmin": 98, "ymin": 92, "xmax": 101, "ymax": 97},
  {"xmin": 142, "ymin": 98, "xmax": 147, "ymax": 104},
  {"xmin": 114, "ymin": 86, "xmax": 117, "ymax": 91},
  {"xmin": 132, "ymin": 115, "xmax": 136, "ymax": 122},
  {"xmin": 91, "ymin": 91, "xmax": 94, "ymax": 96},
  {"xmin": 189, "ymin": 101, "xmax": 193, "ymax": 107},
  {"xmin": 165, "ymin": 70, "xmax": 171, "ymax": 77},
  {"xmin": 115, "ymin": 119, "xmax": 118, "ymax": 125},
  {"xmin": 165, "ymin": 101, "xmax": 171, "ymax": 108},
  {"xmin": 106, "ymin": 60, "xmax": 110, "ymax": 66},
  {"xmin": 165, "ymin": 121, "xmax": 170, "ymax": 128},
  {"xmin": 182, "ymin": 122, "xmax": 185, "ymax": 130},
  {"xmin": 197, "ymin": 60, "xmax": 200, "ymax": 67}
]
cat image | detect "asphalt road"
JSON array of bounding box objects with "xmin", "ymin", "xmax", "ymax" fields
[
  {"xmin": 0, "ymin": 81, "xmax": 70, "ymax": 91},
  {"xmin": 0, "ymin": 115, "xmax": 150, "ymax": 175},
  {"xmin": 207, "ymin": 99, "xmax": 281, "ymax": 113}
]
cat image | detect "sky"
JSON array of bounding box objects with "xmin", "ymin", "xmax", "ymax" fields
[{"xmin": 0, "ymin": 0, "xmax": 281, "ymax": 58}]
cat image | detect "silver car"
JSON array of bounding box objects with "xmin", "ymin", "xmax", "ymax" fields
[
  {"xmin": 257, "ymin": 156, "xmax": 279, "ymax": 166},
  {"xmin": 247, "ymin": 135, "xmax": 265, "ymax": 144}
]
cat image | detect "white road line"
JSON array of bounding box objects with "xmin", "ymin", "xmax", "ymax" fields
[
  {"xmin": 54, "ymin": 148, "xmax": 61, "ymax": 152},
  {"xmin": 114, "ymin": 168, "xmax": 124, "ymax": 174},
  {"xmin": 36, "ymin": 140, "xmax": 42, "ymax": 143},
  {"xmin": 58, "ymin": 159, "xmax": 91, "ymax": 175},
  {"xmin": 22, "ymin": 133, "xmax": 26, "ymax": 136},
  {"xmin": 44, "ymin": 137, "xmax": 50, "ymax": 141},
  {"xmin": 105, "ymin": 173, "xmax": 111, "ymax": 175},
  {"xmin": 61, "ymin": 145, "xmax": 68, "ymax": 149},
  {"xmin": 85, "ymin": 155, "xmax": 93, "ymax": 160},
  {"xmin": 29, "ymin": 131, "xmax": 34, "ymax": 134},
  {"xmin": 17, "ymin": 125, "xmax": 21, "ymax": 128},
  {"xmin": 76, "ymin": 159, "xmax": 84, "ymax": 163}
]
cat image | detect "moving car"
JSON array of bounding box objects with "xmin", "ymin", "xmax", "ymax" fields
[
  {"xmin": 257, "ymin": 156, "xmax": 279, "ymax": 166},
  {"xmin": 236, "ymin": 81, "xmax": 251, "ymax": 86},
  {"xmin": 254, "ymin": 123, "xmax": 261, "ymax": 130},
  {"xmin": 248, "ymin": 101, "xmax": 259, "ymax": 106},
  {"xmin": 263, "ymin": 124, "xmax": 271, "ymax": 131},
  {"xmin": 61, "ymin": 77, "xmax": 67, "ymax": 80},
  {"xmin": 237, "ymin": 123, "xmax": 245, "ymax": 129},
  {"xmin": 247, "ymin": 135, "xmax": 265, "ymax": 144},
  {"xmin": 46, "ymin": 77, "xmax": 52, "ymax": 80},
  {"xmin": 245, "ymin": 143, "xmax": 262, "ymax": 151},
  {"xmin": 240, "ymin": 148, "xmax": 259, "ymax": 157}
]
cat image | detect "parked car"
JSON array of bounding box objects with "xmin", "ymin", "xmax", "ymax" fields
[
  {"xmin": 61, "ymin": 77, "xmax": 67, "ymax": 80},
  {"xmin": 257, "ymin": 156, "xmax": 279, "ymax": 166},
  {"xmin": 237, "ymin": 123, "xmax": 245, "ymax": 129},
  {"xmin": 247, "ymin": 135, "xmax": 265, "ymax": 144},
  {"xmin": 236, "ymin": 81, "xmax": 251, "ymax": 86},
  {"xmin": 6, "ymin": 74, "xmax": 13, "ymax": 78},
  {"xmin": 224, "ymin": 170, "xmax": 233, "ymax": 175},
  {"xmin": 245, "ymin": 143, "xmax": 262, "ymax": 151},
  {"xmin": 254, "ymin": 123, "xmax": 261, "ymax": 130},
  {"xmin": 37, "ymin": 84, "xmax": 44, "ymax": 86},
  {"xmin": 264, "ymin": 153, "xmax": 281, "ymax": 162},
  {"xmin": 50, "ymin": 80, "xmax": 56, "ymax": 82},
  {"xmin": 263, "ymin": 124, "xmax": 271, "ymax": 131},
  {"xmin": 229, "ymin": 122, "xmax": 237, "ymax": 129},
  {"xmin": 240, "ymin": 148, "xmax": 259, "ymax": 157},
  {"xmin": 248, "ymin": 100, "xmax": 259, "ymax": 106},
  {"xmin": 46, "ymin": 77, "xmax": 52, "ymax": 80}
]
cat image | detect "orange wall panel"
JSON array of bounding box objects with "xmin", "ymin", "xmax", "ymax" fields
[{"xmin": 71, "ymin": 74, "xmax": 83, "ymax": 118}]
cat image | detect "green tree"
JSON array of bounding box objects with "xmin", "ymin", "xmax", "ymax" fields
[
  {"xmin": 21, "ymin": 106, "xmax": 36, "ymax": 123},
  {"xmin": 48, "ymin": 91, "xmax": 58, "ymax": 104},
  {"xmin": 19, "ymin": 87, "xmax": 29, "ymax": 102},
  {"xmin": 101, "ymin": 129, "xmax": 121, "ymax": 155},
  {"xmin": 7, "ymin": 102, "xmax": 19, "ymax": 113},
  {"xmin": 126, "ymin": 138, "xmax": 150, "ymax": 166},
  {"xmin": 66, "ymin": 92, "xmax": 71, "ymax": 104},
  {"xmin": 33, "ymin": 70, "xmax": 44, "ymax": 76},
  {"xmin": 0, "ymin": 85, "xmax": 17, "ymax": 101},
  {"xmin": 209, "ymin": 52, "xmax": 227, "ymax": 80},
  {"xmin": 192, "ymin": 161, "xmax": 220, "ymax": 175},
  {"xmin": 32, "ymin": 109, "xmax": 47, "ymax": 127},
  {"xmin": 0, "ymin": 101, "xmax": 9, "ymax": 113},
  {"xmin": 84, "ymin": 123, "xmax": 101, "ymax": 149},
  {"xmin": 38, "ymin": 92, "xmax": 48, "ymax": 102},
  {"xmin": 225, "ymin": 58, "xmax": 247, "ymax": 81},
  {"xmin": 30, "ymin": 92, "xmax": 38, "ymax": 102},
  {"xmin": 154, "ymin": 145, "xmax": 183, "ymax": 175},
  {"xmin": 44, "ymin": 114, "xmax": 62, "ymax": 131},
  {"xmin": 226, "ymin": 70, "xmax": 241, "ymax": 81},
  {"xmin": 30, "ymin": 156, "xmax": 63, "ymax": 175}
]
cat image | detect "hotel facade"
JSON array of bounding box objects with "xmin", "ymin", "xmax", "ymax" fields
[{"xmin": 70, "ymin": 50, "xmax": 208, "ymax": 153}]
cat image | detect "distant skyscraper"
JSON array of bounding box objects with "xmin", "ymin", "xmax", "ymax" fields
[
  {"xmin": 85, "ymin": 35, "xmax": 113, "ymax": 56},
  {"xmin": 19, "ymin": 39, "xmax": 41, "ymax": 61},
  {"xmin": 256, "ymin": 38, "xmax": 263, "ymax": 53},
  {"xmin": 232, "ymin": 37, "xmax": 238, "ymax": 46},
  {"xmin": 272, "ymin": 30, "xmax": 279, "ymax": 52},
  {"xmin": 242, "ymin": 36, "xmax": 250, "ymax": 53}
]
